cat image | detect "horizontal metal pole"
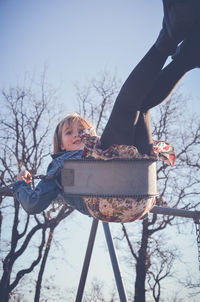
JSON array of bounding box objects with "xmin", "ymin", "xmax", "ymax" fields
[{"xmin": 150, "ymin": 205, "xmax": 200, "ymax": 221}]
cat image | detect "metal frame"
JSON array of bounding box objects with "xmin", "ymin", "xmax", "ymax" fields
[{"xmin": 75, "ymin": 206, "xmax": 200, "ymax": 302}]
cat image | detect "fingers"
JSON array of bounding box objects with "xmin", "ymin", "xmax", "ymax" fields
[
  {"xmin": 16, "ymin": 170, "xmax": 32, "ymax": 183},
  {"xmin": 24, "ymin": 171, "xmax": 32, "ymax": 183}
]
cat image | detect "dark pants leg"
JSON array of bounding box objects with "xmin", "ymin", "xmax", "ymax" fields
[
  {"xmin": 100, "ymin": 46, "xmax": 187, "ymax": 155},
  {"xmin": 134, "ymin": 57, "xmax": 188, "ymax": 154},
  {"xmin": 140, "ymin": 57, "xmax": 188, "ymax": 112},
  {"xmin": 134, "ymin": 110, "xmax": 153, "ymax": 155},
  {"xmin": 100, "ymin": 46, "xmax": 168, "ymax": 151}
]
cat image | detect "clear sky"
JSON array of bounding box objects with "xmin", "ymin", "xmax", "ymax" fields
[
  {"xmin": 1, "ymin": 0, "xmax": 200, "ymax": 301},
  {"xmin": 1, "ymin": 0, "xmax": 199, "ymax": 112}
]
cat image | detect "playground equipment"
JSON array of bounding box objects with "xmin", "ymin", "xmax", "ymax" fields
[
  {"xmin": 61, "ymin": 158, "xmax": 200, "ymax": 302},
  {"xmin": 62, "ymin": 158, "xmax": 157, "ymax": 222},
  {"xmin": 74, "ymin": 207, "xmax": 200, "ymax": 302},
  {"xmin": 61, "ymin": 158, "xmax": 157, "ymax": 198}
]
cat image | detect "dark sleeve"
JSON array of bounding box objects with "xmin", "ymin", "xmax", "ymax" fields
[{"xmin": 13, "ymin": 178, "xmax": 61, "ymax": 215}]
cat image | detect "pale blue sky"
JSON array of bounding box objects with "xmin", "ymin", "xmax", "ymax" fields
[
  {"xmin": 1, "ymin": 1, "xmax": 199, "ymax": 301},
  {"xmin": 1, "ymin": 0, "xmax": 199, "ymax": 112}
]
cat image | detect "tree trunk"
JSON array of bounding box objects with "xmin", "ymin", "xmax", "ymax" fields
[
  {"xmin": 0, "ymin": 286, "xmax": 10, "ymax": 302},
  {"xmin": 134, "ymin": 219, "xmax": 149, "ymax": 302},
  {"xmin": 0, "ymin": 199, "xmax": 19, "ymax": 301},
  {"xmin": 0, "ymin": 264, "xmax": 11, "ymax": 302},
  {"xmin": 34, "ymin": 227, "xmax": 55, "ymax": 302}
]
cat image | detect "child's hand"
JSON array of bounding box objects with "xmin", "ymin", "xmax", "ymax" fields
[{"xmin": 16, "ymin": 170, "xmax": 32, "ymax": 183}]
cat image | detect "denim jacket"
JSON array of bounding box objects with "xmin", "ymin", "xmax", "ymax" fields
[{"xmin": 13, "ymin": 150, "xmax": 90, "ymax": 216}]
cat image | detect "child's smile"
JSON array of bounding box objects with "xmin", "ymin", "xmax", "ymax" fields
[{"xmin": 61, "ymin": 122, "xmax": 85, "ymax": 151}]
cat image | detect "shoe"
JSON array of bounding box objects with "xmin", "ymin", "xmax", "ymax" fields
[
  {"xmin": 155, "ymin": 0, "xmax": 199, "ymax": 55},
  {"xmin": 172, "ymin": 21, "xmax": 200, "ymax": 68}
]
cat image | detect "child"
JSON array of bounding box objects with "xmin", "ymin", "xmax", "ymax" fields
[
  {"xmin": 14, "ymin": 114, "xmax": 95, "ymax": 216},
  {"xmin": 13, "ymin": 0, "xmax": 200, "ymax": 221}
]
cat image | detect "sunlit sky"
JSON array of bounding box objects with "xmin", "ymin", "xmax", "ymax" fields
[
  {"xmin": 1, "ymin": 0, "xmax": 199, "ymax": 111},
  {"xmin": 1, "ymin": 0, "xmax": 200, "ymax": 301}
]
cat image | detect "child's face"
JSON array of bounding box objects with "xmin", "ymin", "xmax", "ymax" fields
[{"xmin": 60, "ymin": 121, "xmax": 85, "ymax": 151}]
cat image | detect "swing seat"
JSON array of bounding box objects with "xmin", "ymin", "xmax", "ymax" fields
[
  {"xmin": 61, "ymin": 158, "xmax": 158, "ymax": 223},
  {"xmin": 61, "ymin": 158, "xmax": 157, "ymax": 197}
]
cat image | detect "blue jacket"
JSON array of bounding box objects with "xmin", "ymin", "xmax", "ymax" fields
[{"xmin": 13, "ymin": 150, "xmax": 90, "ymax": 216}]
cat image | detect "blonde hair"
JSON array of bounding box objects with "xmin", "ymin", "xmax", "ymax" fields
[{"xmin": 53, "ymin": 113, "xmax": 95, "ymax": 154}]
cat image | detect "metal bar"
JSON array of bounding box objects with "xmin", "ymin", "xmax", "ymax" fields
[
  {"xmin": 150, "ymin": 205, "xmax": 200, "ymax": 221},
  {"xmin": 103, "ymin": 222, "xmax": 128, "ymax": 302},
  {"xmin": 75, "ymin": 206, "xmax": 200, "ymax": 302},
  {"xmin": 75, "ymin": 218, "xmax": 99, "ymax": 302}
]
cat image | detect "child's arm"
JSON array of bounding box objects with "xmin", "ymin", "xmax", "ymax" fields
[{"xmin": 13, "ymin": 170, "xmax": 61, "ymax": 214}]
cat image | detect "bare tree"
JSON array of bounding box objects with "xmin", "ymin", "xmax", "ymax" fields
[
  {"xmin": 0, "ymin": 77, "xmax": 74, "ymax": 302},
  {"xmin": 120, "ymin": 93, "xmax": 200, "ymax": 302},
  {"xmin": 180, "ymin": 275, "xmax": 200, "ymax": 298},
  {"xmin": 75, "ymin": 71, "xmax": 120, "ymax": 133},
  {"xmin": 82, "ymin": 278, "xmax": 117, "ymax": 302},
  {"xmin": 75, "ymin": 74, "xmax": 200, "ymax": 301},
  {"xmin": 1, "ymin": 71, "xmax": 199, "ymax": 301}
]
